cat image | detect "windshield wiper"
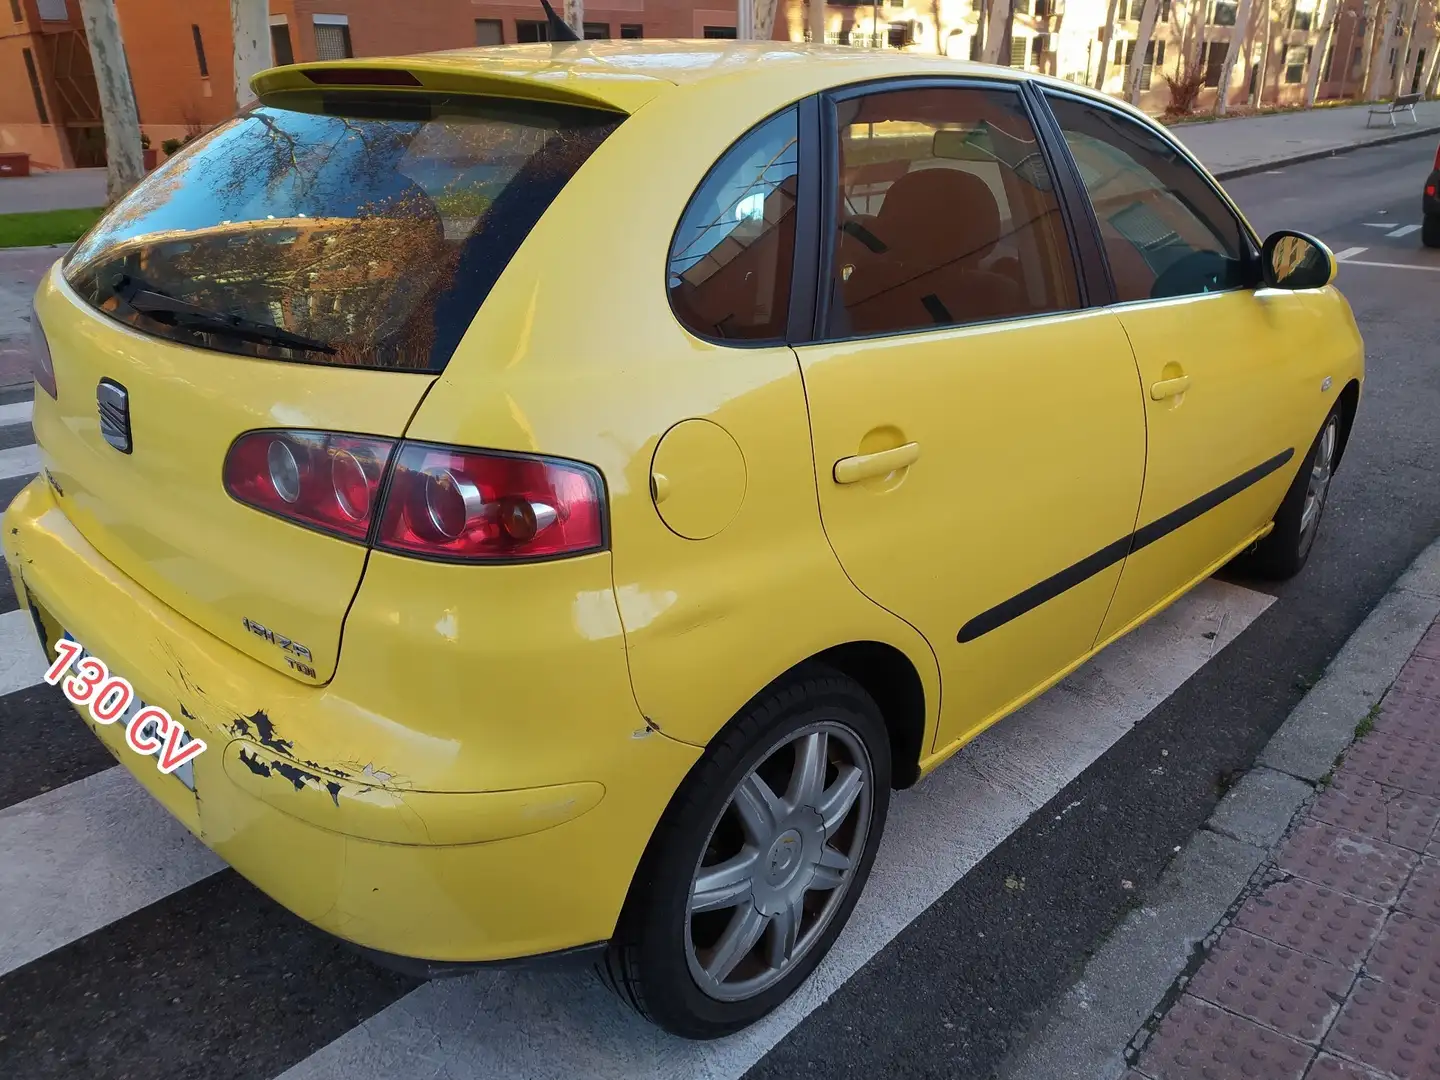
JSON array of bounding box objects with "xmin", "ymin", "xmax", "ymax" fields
[{"xmin": 112, "ymin": 274, "xmax": 337, "ymax": 355}]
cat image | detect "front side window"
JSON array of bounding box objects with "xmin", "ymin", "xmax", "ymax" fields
[
  {"xmin": 827, "ymin": 84, "xmax": 1079, "ymax": 339},
  {"xmin": 1045, "ymin": 94, "xmax": 1253, "ymax": 303},
  {"xmin": 667, "ymin": 107, "xmax": 799, "ymax": 343},
  {"xmin": 65, "ymin": 94, "xmax": 622, "ymax": 371}
]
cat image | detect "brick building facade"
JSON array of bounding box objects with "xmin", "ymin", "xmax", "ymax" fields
[{"xmin": 2, "ymin": 0, "xmax": 1435, "ymax": 172}]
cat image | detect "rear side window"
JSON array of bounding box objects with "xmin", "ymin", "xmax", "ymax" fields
[
  {"xmin": 667, "ymin": 107, "xmax": 799, "ymax": 343},
  {"xmin": 64, "ymin": 93, "xmax": 622, "ymax": 371}
]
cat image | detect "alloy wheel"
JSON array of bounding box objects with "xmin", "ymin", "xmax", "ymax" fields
[{"xmin": 1300, "ymin": 415, "xmax": 1338, "ymax": 541}]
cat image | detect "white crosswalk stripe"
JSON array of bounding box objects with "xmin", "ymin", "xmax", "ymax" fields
[{"xmin": 0, "ymin": 400, "xmax": 1277, "ymax": 1078}]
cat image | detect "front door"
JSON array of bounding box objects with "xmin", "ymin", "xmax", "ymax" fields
[
  {"xmin": 1041, "ymin": 92, "xmax": 1318, "ymax": 645},
  {"xmin": 795, "ymin": 80, "xmax": 1147, "ymax": 755}
]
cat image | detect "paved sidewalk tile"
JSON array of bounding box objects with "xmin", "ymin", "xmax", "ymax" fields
[
  {"xmin": 1324, "ymin": 977, "xmax": 1440, "ymax": 1078},
  {"xmin": 1188, "ymin": 927, "xmax": 1353, "ymax": 1043},
  {"xmin": 1344, "ymin": 732, "xmax": 1440, "ymax": 799},
  {"xmin": 1233, "ymin": 877, "xmax": 1388, "ymax": 971},
  {"xmin": 1415, "ymin": 623, "xmax": 1440, "ymax": 662},
  {"xmin": 1369, "ymin": 912, "xmax": 1440, "ymax": 1003},
  {"xmin": 1137, "ymin": 995, "xmax": 1312, "ymax": 1080},
  {"xmin": 1311, "ymin": 776, "xmax": 1440, "ymax": 853},
  {"xmin": 1275, "ymin": 819, "xmax": 1419, "ymax": 906},
  {"xmin": 1402, "ymin": 863, "xmax": 1440, "ymax": 933},
  {"xmin": 1375, "ymin": 693, "xmax": 1440, "ymax": 745},
  {"xmin": 1391, "ymin": 657, "xmax": 1440, "ymax": 704},
  {"xmin": 1306, "ymin": 1053, "xmax": 1389, "ymax": 1078}
]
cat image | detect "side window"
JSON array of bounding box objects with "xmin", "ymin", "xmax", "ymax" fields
[
  {"xmin": 826, "ymin": 85, "xmax": 1079, "ymax": 340},
  {"xmin": 1044, "ymin": 95, "xmax": 1253, "ymax": 303},
  {"xmin": 667, "ymin": 108, "xmax": 799, "ymax": 343}
]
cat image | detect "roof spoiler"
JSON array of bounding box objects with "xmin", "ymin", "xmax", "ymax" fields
[{"xmin": 538, "ymin": 0, "xmax": 581, "ymax": 42}]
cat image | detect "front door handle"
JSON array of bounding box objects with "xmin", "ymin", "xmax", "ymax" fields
[
  {"xmin": 833, "ymin": 442, "xmax": 921, "ymax": 484},
  {"xmin": 1150, "ymin": 375, "xmax": 1192, "ymax": 401}
]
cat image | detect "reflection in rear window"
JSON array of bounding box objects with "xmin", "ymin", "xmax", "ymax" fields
[{"xmin": 64, "ymin": 93, "xmax": 622, "ymax": 371}]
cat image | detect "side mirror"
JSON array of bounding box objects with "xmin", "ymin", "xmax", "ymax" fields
[{"xmin": 1261, "ymin": 230, "xmax": 1336, "ymax": 290}]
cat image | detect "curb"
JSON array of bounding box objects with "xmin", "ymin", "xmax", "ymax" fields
[
  {"xmin": 997, "ymin": 535, "xmax": 1440, "ymax": 1080},
  {"xmin": 1208, "ymin": 123, "xmax": 1440, "ymax": 180}
]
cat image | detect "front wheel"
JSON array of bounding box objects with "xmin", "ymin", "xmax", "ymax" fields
[
  {"xmin": 604, "ymin": 668, "xmax": 891, "ymax": 1038},
  {"xmin": 1423, "ymin": 213, "xmax": 1440, "ymax": 249},
  {"xmin": 1243, "ymin": 406, "xmax": 1341, "ymax": 580}
]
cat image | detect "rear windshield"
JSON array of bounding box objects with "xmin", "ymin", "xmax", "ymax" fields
[{"xmin": 64, "ymin": 92, "xmax": 622, "ymax": 371}]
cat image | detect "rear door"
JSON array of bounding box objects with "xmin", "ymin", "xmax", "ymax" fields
[
  {"xmin": 35, "ymin": 86, "xmax": 623, "ymax": 682},
  {"xmin": 793, "ymin": 79, "xmax": 1148, "ymax": 754}
]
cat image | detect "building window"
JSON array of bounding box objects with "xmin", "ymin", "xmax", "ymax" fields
[
  {"xmin": 1010, "ymin": 35, "xmax": 1027, "ymax": 67},
  {"xmin": 1124, "ymin": 38, "xmax": 1166, "ymax": 89},
  {"xmin": 36, "ymin": 0, "xmax": 66, "ymax": 20},
  {"xmin": 475, "ymin": 18, "xmax": 503, "ymax": 45},
  {"xmin": 271, "ymin": 23, "xmax": 295, "ymax": 65},
  {"xmin": 1321, "ymin": 42, "xmax": 1334, "ymax": 80},
  {"xmin": 1202, "ymin": 40, "xmax": 1227, "ymax": 87},
  {"xmin": 703, "ymin": 25, "xmax": 737, "ymax": 38},
  {"xmin": 312, "ymin": 15, "xmax": 353, "ymax": 60},
  {"xmin": 1289, "ymin": 2, "xmax": 1314, "ymax": 30},
  {"xmin": 191, "ymin": 25, "xmax": 209, "ymax": 77},
  {"xmin": 1208, "ymin": 0, "xmax": 1237, "ymax": 25},
  {"xmin": 621, "ymin": 23, "xmax": 643, "ymax": 37},
  {"xmin": 1284, "ymin": 45, "xmax": 1309, "ymax": 83},
  {"xmin": 1014, "ymin": 0, "xmax": 1032, "ymax": 13},
  {"xmin": 1350, "ymin": 45, "xmax": 1363, "ymax": 77},
  {"xmin": 1032, "ymin": 33, "xmax": 1047, "ymax": 68},
  {"xmin": 9, "ymin": 0, "xmax": 21, "ymax": 23},
  {"xmin": 516, "ymin": 19, "xmax": 549, "ymax": 41},
  {"xmin": 584, "ymin": 22, "xmax": 609, "ymax": 38},
  {"xmin": 22, "ymin": 47, "xmax": 48, "ymax": 123},
  {"xmin": 887, "ymin": 22, "xmax": 908, "ymax": 48}
]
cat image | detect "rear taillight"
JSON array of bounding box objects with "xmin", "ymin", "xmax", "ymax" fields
[
  {"xmin": 223, "ymin": 431, "xmax": 395, "ymax": 540},
  {"xmin": 376, "ymin": 443, "xmax": 605, "ymax": 561},
  {"xmin": 223, "ymin": 432, "xmax": 606, "ymax": 561},
  {"xmin": 30, "ymin": 304, "xmax": 56, "ymax": 399}
]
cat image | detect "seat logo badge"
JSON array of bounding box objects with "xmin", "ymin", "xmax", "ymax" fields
[
  {"xmin": 242, "ymin": 617, "xmax": 316, "ymax": 677},
  {"xmin": 97, "ymin": 378, "xmax": 132, "ymax": 454}
]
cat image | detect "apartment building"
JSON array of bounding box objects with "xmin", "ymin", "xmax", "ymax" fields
[{"xmin": 2, "ymin": 0, "xmax": 1434, "ymax": 171}]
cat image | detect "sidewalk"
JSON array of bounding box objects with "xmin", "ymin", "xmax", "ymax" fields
[
  {"xmin": 1173, "ymin": 100, "xmax": 1440, "ymax": 179},
  {"xmin": 0, "ymin": 246, "xmax": 65, "ymax": 388},
  {"xmin": 1127, "ymin": 612, "xmax": 1440, "ymax": 1080},
  {"xmin": 0, "ymin": 168, "xmax": 105, "ymax": 215}
]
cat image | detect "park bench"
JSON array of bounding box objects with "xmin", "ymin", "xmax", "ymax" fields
[{"xmin": 1367, "ymin": 92, "xmax": 1422, "ymax": 127}]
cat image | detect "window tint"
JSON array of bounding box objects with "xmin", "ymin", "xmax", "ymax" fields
[
  {"xmin": 1046, "ymin": 95, "xmax": 1252, "ymax": 303},
  {"xmin": 65, "ymin": 94, "xmax": 622, "ymax": 372},
  {"xmin": 667, "ymin": 108, "xmax": 799, "ymax": 343},
  {"xmin": 827, "ymin": 85, "xmax": 1079, "ymax": 339}
]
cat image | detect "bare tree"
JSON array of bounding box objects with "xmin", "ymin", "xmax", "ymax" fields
[
  {"xmin": 1305, "ymin": 0, "xmax": 1339, "ymax": 105},
  {"xmin": 78, "ymin": 0, "xmax": 143, "ymax": 202},
  {"xmin": 232, "ymin": 0, "xmax": 271, "ymax": 110},
  {"xmin": 1214, "ymin": 0, "xmax": 1260, "ymax": 113},
  {"xmin": 1095, "ymin": 0, "xmax": 1123, "ymax": 89},
  {"xmin": 1360, "ymin": 0, "xmax": 1398, "ymax": 100},
  {"xmin": 1424, "ymin": 9, "xmax": 1440, "ymax": 94},
  {"xmin": 1250, "ymin": 0, "xmax": 1279, "ymax": 107},
  {"xmin": 563, "ymin": 0, "xmax": 583, "ymax": 36},
  {"xmin": 811, "ymin": 0, "xmax": 828, "ymax": 43},
  {"xmin": 985, "ymin": 0, "xmax": 1014, "ymax": 62},
  {"xmin": 1126, "ymin": 0, "xmax": 1164, "ymax": 103},
  {"xmin": 754, "ymin": 0, "xmax": 781, "ymax": 38},
  {"xmin": 1398, "ymin": 0, "xmax": 1423, "ymax": 93}
]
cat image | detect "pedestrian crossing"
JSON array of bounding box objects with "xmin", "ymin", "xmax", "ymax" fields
[{"xmin": 0, "ymin": 390, "xmax": 1279, "ymax": 1080}]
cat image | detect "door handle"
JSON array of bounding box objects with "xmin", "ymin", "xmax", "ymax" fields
[
  {"xmin": 833, "ymin": 442, "xmax": 921, "ymax": 484},
  {"xmin": 1150, "ymin": 375, "xmax": 1192, "ymax": 401}
]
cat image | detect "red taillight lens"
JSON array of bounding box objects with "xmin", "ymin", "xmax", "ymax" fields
[
  {"xmin": 224, "ymin": 431, "xmax": 394, "ymax": 540},
  {"xmin": 1429, "ymin": 184, "xmax": 1437, "ymax": 197},
  {"xmin": 376, "ymin": 443, "xmax": 605, "ymax": 561},
  {"xmin": 29, "ymin": 304, "xmax": 56, "ymax": 399}
]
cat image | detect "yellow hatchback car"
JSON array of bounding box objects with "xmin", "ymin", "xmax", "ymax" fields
[{"xmin": 6, "ymin": 40, "xmax": 1362, "ymax": 1038}]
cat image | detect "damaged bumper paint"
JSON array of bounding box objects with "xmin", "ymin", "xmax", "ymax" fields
[{"xmin": 3, "ymin": 478, "xmax": 702, "ymax": 963}]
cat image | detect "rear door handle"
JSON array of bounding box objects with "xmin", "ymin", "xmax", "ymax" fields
[
  {"xmin": 1150, "ymin": 375, "xmax": 1192, "ymax": 401},
  {"xmin": 833, "ymin": 442, "xmax": 921, "ymax": 484}
]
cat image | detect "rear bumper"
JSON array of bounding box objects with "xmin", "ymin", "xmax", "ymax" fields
[{"xmin": 3, "ymin": 478, "xmax": 701, "ymax": 964}]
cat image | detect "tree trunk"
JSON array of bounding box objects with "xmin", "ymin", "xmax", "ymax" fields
[
  {"xmin": 563, "ymin": 0, "xmax": 583, "ymax": 37},
  {"xmin": 1304, "ymin": 0, "xmax": 1339, "ymax": 105},
  {"xmin": 77, "ymin": 0, "xmax": 144, "ymax": 203},
  {"xmin": 985, "ymin": 0, "xmax": 1014, "ymax": 62},
  {"xmin": 812, "ymin": 0, "xmax": 827, "ymax": 44},
  {"xmin": 932, "ymin": 0, "xmax": 944, "ymax": 52},
  {"xmin": 1127, "ymin": 0, "xmax": 1162, "ymax": 103},
  {"xmin": 1096, "ymin": 0, "xmax": 1122, "ymax": 87},
  {"xmin": 1361, "ymin": 0, "xmax": 1397, "ymax": 99},
  {"xmin": 1425, "ymin": 27, "xmax": 1440, "ymax": 95},
  {"xmin": 1251, "ymin": 0, "xmax": 1275, "ymax": 107},
  {"xmin": 754, "ymin": 0, "xmax": 780, "ymax": 38},
  {"xmin": 231, "ymin": 0, "xmax": 270, "ymax": 111},
  {"xmin": 1398, "ymin": 1, "xmax": 1421, "ymax": 93},
  {"xmin": 1214, "ymin": 0, "xmax": 1259, "ymax": 113}
]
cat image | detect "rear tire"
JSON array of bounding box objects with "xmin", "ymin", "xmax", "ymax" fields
[
  {"xmin": 1242, "ymin": 406, "xmax": 1341, "ymax": 580},
  {"xmin": 1423, "ymin": 213, "xmax": 1440, "ymax": 249},
  {"xmin": 604, "ymin": 667, "xmax": 891, "ymax": 1039}
]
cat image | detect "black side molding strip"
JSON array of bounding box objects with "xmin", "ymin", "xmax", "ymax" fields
[{"xmin": 956, "ymin": 447, "xmax": 1296, "ymax": 644}]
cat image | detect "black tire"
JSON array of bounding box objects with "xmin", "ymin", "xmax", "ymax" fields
[
  {"xmin": 603, "ymin": 666, "xmax": 892, "ymax": 1039},
  {"xmin": 1424, "ymin": 213, "xmax": 1440, "ymax": 249},
  {"xmin": 1242, "ymin": 406, "xmax": 1342, "ymax": 580}
]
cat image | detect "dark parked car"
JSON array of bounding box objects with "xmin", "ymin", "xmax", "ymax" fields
[{"xmin": 1424, "ymin": 143, "xmax": 1440, "ymax": 247}]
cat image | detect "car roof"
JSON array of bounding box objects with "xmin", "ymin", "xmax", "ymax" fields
[{"xmin": 252, "ymin": 40, "xmax": 1139, "ymax": 117}]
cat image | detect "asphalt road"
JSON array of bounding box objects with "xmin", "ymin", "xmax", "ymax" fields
[
  {"xmin": 1, "ymin": 139, "xmax": 1438, "ymax": 1080},
  {"xmin": 742, "ymin": 140, "xmax": 1440, "ymax": 1078}
]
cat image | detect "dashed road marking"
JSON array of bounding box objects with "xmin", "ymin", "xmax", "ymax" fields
[
  {"xmin": 1333, "ymin": 247, "xmax": 1369, "ymax": 261},
  {"xmin": 1338, "ymin": 258, "xmax": 1440, "ymax": 273},
  {"xmin": 1387, "ymin": 224, "xmax": 1422, "ymax": 238}
]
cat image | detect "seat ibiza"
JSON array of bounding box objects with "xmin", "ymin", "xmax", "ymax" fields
[{"xmin": 5, "ymin": 40, "xmax": 1362, "ymax": 1038}]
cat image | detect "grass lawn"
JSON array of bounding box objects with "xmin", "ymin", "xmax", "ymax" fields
[{"xmin": 0, "ymin": 206, "xmax": 104, "ymax": 249}]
